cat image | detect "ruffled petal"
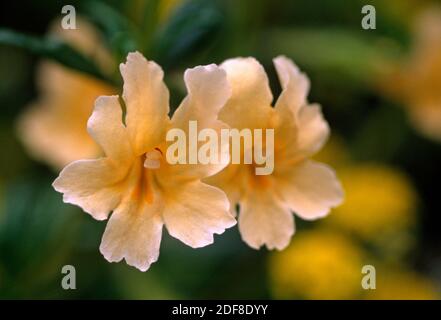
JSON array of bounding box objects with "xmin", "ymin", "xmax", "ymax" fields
[
  {"xmin": 120, "ymin": 52, "xmax": 170, "ymax": 155},
  {"xmin": 272, "ymin": 56, "xmax": 328, "ymax": 164},
  {"xmin": 276, "ymin": 160, "xmax": 344, "ymax": 220},
  {"xmin": 295, "ymin": 104, "xmax": 329, "ymax": 157},
  {"xmin": 275, "ymin": 104, "xmax": 330, "ymax": 168},
  {"xmin": 52, "ymin": 158, "xmax": 128, "ymax": 220},
  {"xmin": 219, "ymin": 57, "xmax": 274, "ymax": 129},
  {"xmin": 165, "ymin": 64, "xmax": 231, "ymax": 181},
  {"xmin": 273, "ymin": 55, "xmax": 310, "ymax": 116},
  {"xmin": 87, "ymin": 95, "xmax": 133, "ymax": 162},
  {"xmin": 163, "ymin": 181, "xmax": 236, "ymax": 248},
  {"xmin": 100, "ymin": 200, "xmax": 163, "ymax": 272},
  {"xmin": 239, "ymin": 190, "xmax": 295, "ymax": 250}
]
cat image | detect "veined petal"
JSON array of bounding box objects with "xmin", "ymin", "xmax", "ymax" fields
[
  {"xmin": 276, "ymin": 160, "xmax": 344, "ymax": 220},
  {"xmin": 219, "ymin": 57, "xmax": 273, "ymax": 129},
  {"xmin": 273, "ymin": 55, "xmax": 310, "ymax": 117},
  {"xmin": 52, "ymin": 158, "xmax": 128, "ymax": 220},
  {"xmin": 120, "ymin": 52, "xmax": 170, "ymax": 155},
  {"xmin": 100, "ymin": 200, "xmax": 163, "ymax": 272},
  {"xmin": 163, "ymin": 181, "xmax": 236, "ymax": 248},
  {"xmin": 166, "ymin": 64, "xmax": 231, "ymax": 181},
  {"xmin": 239, "ymin": 190, "xmax": 295, "ymax": 250},
  {"xmin": 88, "ymin": 96, "xmax": 133, "ymax": 162}
]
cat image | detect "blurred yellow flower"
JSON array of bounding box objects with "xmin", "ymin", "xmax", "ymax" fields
[
  {"xmin": 17, "ymin": 18, "xmax": 116, "ymax": 169},
  {"xmin": 207, "ymin": 56, "xmax": 343, "ymax": 250},
  {"xmin": 366, "ymin": 267, "xmax": 439, "ymax": 300},
  {"xmin": 384, "ymin": 7, "xmax": 441, "ymax": 142},
  {"xmin": 327, "ymin": 164, "xmax": 417, "ymax": 243},
  {"xmin": 269, "ymin": 230, "xmax": 364, "ymax": 299},
  {"xmin": 53, "ymin": 52, "xmax": 236, "ymax": 271}
]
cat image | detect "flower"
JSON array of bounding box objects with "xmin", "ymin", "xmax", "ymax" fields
[
  {"xmin": 326, "ymin": 164, "xmax": 417, "ymax": 245},
  {"xmin": 53, "ymin": 52, "xmax": 236, "ymax": 271},
  {"xmin": 17, "ymin": 18, "xmax": 116, "ymax": 169},
  {"xmin": 206, "ymin": 56, "xmax": 344, "ymax": 250},
  {"xmin": 384, "ymin": 7, "xmax": 441, "ymax": 142},
  {"xmin": 269, "ymin": 229, "xmax": 364, "ymax": 299}
]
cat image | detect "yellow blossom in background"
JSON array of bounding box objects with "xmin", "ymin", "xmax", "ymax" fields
[
  {"xmin": 269, "ymin": 230, "xmax": 364, "ymax": 299},
  {"xmin": 384, "ymin": 7, "xmax": 441, "ymax": 142},
  {"xmin": 366, "ymin": 267, "xmax": 439, "ymax": 300},
  {"xmin": 53, "ymin": 52, "xmax": 236, "ymax": 271},
  {"xmin": 207, "ymin": 56, "xmax": 343, "ymax": 250},
  {"xmin": 327, "ymin": 164, "xmax": 417, "ymax": 245},
  {"xmin": 17, "ymin": 18, "xmax": 116, "ymax": 169}
]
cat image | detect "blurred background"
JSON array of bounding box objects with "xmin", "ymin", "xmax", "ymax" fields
[{"xmin": 1, "ymin": 0, "xmax": 441, "ymax": 299}]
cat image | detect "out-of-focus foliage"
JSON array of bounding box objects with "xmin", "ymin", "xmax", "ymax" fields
[{"xmin": 1, "ymin": 0, "xmax": 441, "ymax": 299}]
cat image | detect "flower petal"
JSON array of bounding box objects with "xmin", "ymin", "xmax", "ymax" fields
[
  {"xmin": 273, "ymin": 55, "xmax": 310, "ymax": 116},
  {"xmin": 204, "ymin": 163, "xmax": 243, "ymax": 217},
  {"xmin": 100, "ymin": 201, "xmax": 163, "ymax": 272},
  {"xmin": 172, "ymin": 64, "xmax": 231, "ymax": 128},
  {"xmin": 276, "ymin": 104, "xmax": 330, "ymax": 168},
  {"xmin": 52, "ymin": 158, "xmax": 128, "ymax": 220},
  {"xmin": 239, "ymin": 190, "xmax": 295, "ymax": 250},
  {"xmin": 277, "ymin": 160, "xmax": 344, "ymax": 220},
  {"xmin": 219, "ymin": 57, "xmax": 274, "ymax": 129},
  {"xmin": 166, "ymin": 64, "xmax": 231, "ymax": 181},
  {"xmin": 295, "ymin": 104, "xmax": 329, "ymax": 157},
  {"xmin": 87, "ymin": 95, "xmax": 133, "ymax": 162},
  {"xmin": 163, "ymin": 181, "xmax": 236, "ymax": 248},
  {"xmin": 120, "ymin": 52, "xmax": 170, "ymax": 155}
]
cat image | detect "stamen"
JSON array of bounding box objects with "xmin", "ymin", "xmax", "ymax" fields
[{"xmin": 144, "ymin": 149, "xmax": 162, "ymax": 169}]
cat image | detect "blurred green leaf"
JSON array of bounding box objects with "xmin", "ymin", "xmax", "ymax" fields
[
  {"xmin": 0, "ymin": 28, "xmax": 109, "ymax": 82},
  {"xmin": 0, "ymin": 177, "xmax": 80, "ymax": 297},
  {"xmin": 150, "ymin": 0, "xmax": 224, "ymax": 69},
  {"xmin": 263, "ymin": 28, "xmax": 402, "ymax": 84},
  {"xmin": 80, "ymin": 0, "xmax": 139, "ymax": 61},
  {"xmin": 350, "ymin": 104, "xmax": 411, "ymax": 162},
  {"xmin": 139, "ymin": 0, "xmax": 161, "ymax": 52}
]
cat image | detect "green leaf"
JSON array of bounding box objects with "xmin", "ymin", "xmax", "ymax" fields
[
  {"xmin": 262, "ymin": 28, "xmax": 402, "ymax": 84},
  {"xmin": 150, "ymin": 0, "xmax": 224, "ymax": 69},
  {"xmin": 80, "ymin": 0, "xmax": 140, "ymax": 61},
  {"xmin": 0, "ymin": 176, "xmax": 81, "ymax": 297},
  {"xmin": 0, "ymin": 28, "xmax": 109, "ymax": 82},
  {"xmin": 350, "ymin": 104, "xmax": 411, "ymax": 162}
]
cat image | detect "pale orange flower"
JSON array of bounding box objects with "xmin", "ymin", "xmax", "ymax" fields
[
  {"xmin": 385, "ymin": 8, "xmax": 441, "ymax": 142},
  {"xmin": 207, "ymin": 56, "xmax": 344, "ymax": 250},
  {"xmin": 17, "ymin": 18, "xmax": 116, "ymax": 168},
  {"xmin": 53, "ymin": 52, "xmax": 236, "ymax": 271}
]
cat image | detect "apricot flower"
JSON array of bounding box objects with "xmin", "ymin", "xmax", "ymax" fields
[
  {"xmin": 207, "ymin": 56, "xmax": 344, "ymax": 250},
  {"xmin": 17, "ymin": 18, "xmax": 115, "ymax": 168},
  {"xmin": 53, "ymin": 52, "xmax": 236, "ymax": 271},
  {"xmin": 385, "ymin": 8, "xmax": 441, "ymax": 142}
]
